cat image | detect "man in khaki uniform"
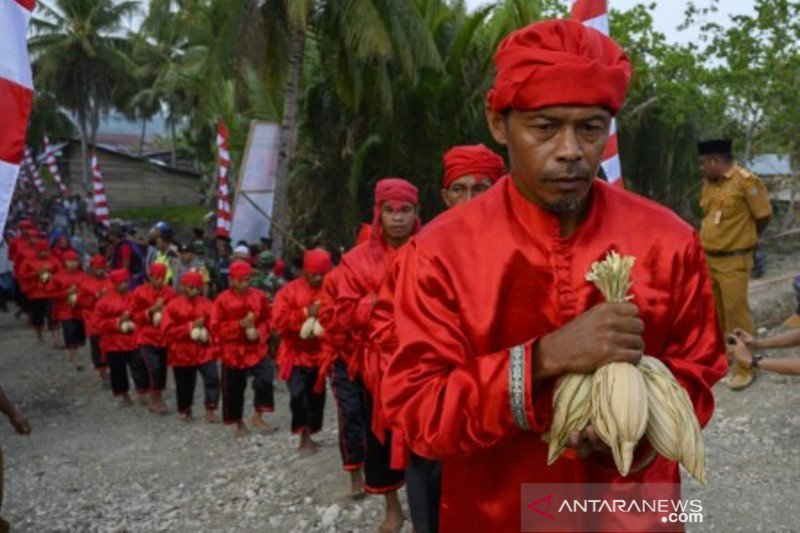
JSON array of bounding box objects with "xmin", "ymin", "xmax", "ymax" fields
[{"xmin": 699, "ymin": 139, "xmax": 772, "ymax": 390}]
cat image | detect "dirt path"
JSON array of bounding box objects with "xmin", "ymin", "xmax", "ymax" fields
[{"xmin": 1, "ymin": 270, "xmax": 799, "ymax": 531}]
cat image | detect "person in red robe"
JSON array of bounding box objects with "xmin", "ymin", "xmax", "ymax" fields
[
  {"xmin": 20, "ymin": 239, "xmax": 63, "ymax": 345},
  {"xmin": 370, "ymin": 143, "xmax": 506, "ymax": 533},
  {"xmin": 440, "ymin": 143, "xmax": 505, "ymax": 208},
  {"xmin": 161, "ymin": 271, "xmax": 219, "ymax": 423},
  {"xmin": 130, "ymin": 263, "xmax": 176, "ymax": 414},
  {"xmin": 8, "ymin": 223, "xmax": 35, "ymax": 319},
  {"xmin": 96, "ymin": 269, "xmax": 147, "ymax": 405},
  {"xmin": 52, "ymin": 250, "xmax": 88, "ymax": 370},
  {"xmin": 335, "ymin": 178, "xmax": 420, "ymax": 533},
  {"xmin": 210, "ymin": 260, "xmax": 274, "ymax": 437},
  {"xmin": 272, "ymin": 248, "xmax": 332, "ymax": 452},
  {"xmin": 382, "ymin": 19, "xmax": 728, "ymax": 532},
  {"xmin": 79, "ymin": 255, "xmax": 114, "ymax": 383}
]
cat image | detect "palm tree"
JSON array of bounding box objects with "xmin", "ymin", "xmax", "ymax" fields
[{"xmin": 29, "ymin": 0, "xmax": 140, "ymax": 188}]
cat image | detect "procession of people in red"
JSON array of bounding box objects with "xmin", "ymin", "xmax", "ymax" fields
[{"xmin": 2, "ymin": 18, "xmax": 729, "ymax": 533}]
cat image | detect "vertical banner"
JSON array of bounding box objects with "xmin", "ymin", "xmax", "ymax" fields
[
  {"xmin": 215, "ymin": 120, "xmax": 232, "ymax": 237},
  {"xmin": 230, "ymin": 121, "xmax": 280, "ymax": 245},
  {"xmin": 91, "ymin": 151, "xmax": 110, "ymax": 227},
  {"xmin": 0, "ymin": 0, "xmax": 35, "ymax": 227},
  {"xmin": 570, "ymin": 0, "xmax": 624, "ymax": 186}
]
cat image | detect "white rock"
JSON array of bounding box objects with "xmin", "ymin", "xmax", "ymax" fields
[{"xmin": 321, "ymin": 504, "xmax": 340, "ymax": 527}]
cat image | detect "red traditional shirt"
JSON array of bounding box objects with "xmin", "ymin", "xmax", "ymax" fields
[
  {"xmin": 272, "ymin": 276, "xmax": 327, "ymax": 379},
  {"xmin": 20, "ymin": 255, "xmax": 63, "ymax": 299},
  {"xmin": 78, "ymin": 275, "xmax": 114, "ymax": 337},
  {"xmin": 210, "ymin": 287, "xmax": 270, "ymax": 368},
  {"xmin": 130, "ymin": 283, "xmax": 176, "ymax": 347},
  {"xmin": 383, "ymin": 177, "xmax": 728, "ymax": 531},
  {"xmin": 96, "ymin": 291, "xmax": 137, "ymax": 353},
  {"xmin": 52, "ymin": 269, "xmax": 88, "ymax": 321},
  {"xmin": 161, "ymin": 294, "xmax": 215, "ymax": 367}
]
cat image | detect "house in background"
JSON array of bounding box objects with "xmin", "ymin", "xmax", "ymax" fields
[
  {"xmin": 49, "ymin": 139, "xmax": 204, "ymax": 209},
  {"xmin": 747, "ymin": 154, "xmax": 796, "ymax": 203}
]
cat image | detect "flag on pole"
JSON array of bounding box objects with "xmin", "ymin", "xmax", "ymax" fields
[
  {"xmin": 570, "ymin": 0, "xmax": 623, "ymax": 187},
  {"xmin": 43, "ymin": 134, "xmax": 67, "ymax": 195},
  {"xmin": 215, "ymin": 120, "xmax": 232, "ymax": 237},
  {"xmin": 0, "ymin": 0, "xmax": 36, "ymax": 227},
  {"xmin": 91, "ymin": 151, "xmax": 110, "ymax": 227},
  {"xmin": 24, "ymin": 147, "xmax": 46, "ymax": 194}
]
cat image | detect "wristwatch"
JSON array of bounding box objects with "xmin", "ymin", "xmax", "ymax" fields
[{"xmin": 751, "ymin": 353, "xmax": 764, "ymax": 368}]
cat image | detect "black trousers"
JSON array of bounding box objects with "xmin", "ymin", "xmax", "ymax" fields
[
  {"xmin": 107, "ymin": 350, "xmax": 148, "ymax": 396},
  {"xmin": 363, "ymin": 392, "xmax": 404, "ymax": 494},
  {"xmin": 221, "ymin": 357, "xmax": 274, "ymax": 423},
  {"xmin": 288, "ymin": 365, "xmax": 326, "ymax": 435},
  {"xmin": 89, "ymin": 335, "xmax": 106, "ymax": 369},
  {"xmin": 29, "ymin": 298, "xmax": 51, "ymax": 328},
  {"xmin": 173, "ymin": 361, "xmax": 220, "ymax": 413},
  {"xmin": 406, "ymin": 451, "xmax": 442, "ymax": 533},
  {"xmin": 330, "ymin": 359, "xmax": 366, "ymax": 470},
  {"xmin": 61, "ymin": 319, "xmax": 86, "ymax": 349},
  {"xmin": 139, "ymin": 345, "xmax": 168, "ymax": 391}
]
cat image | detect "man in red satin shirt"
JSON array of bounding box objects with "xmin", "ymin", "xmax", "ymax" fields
[{"xmin": 382, "ymin": 19, "xmax": 727, "ymax": 532}]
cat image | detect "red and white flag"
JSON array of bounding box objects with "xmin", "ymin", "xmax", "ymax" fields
[
  {"xmin": 0, "ymin": 0, "xmax": 36, "ymax": 226},
  {"xmin": 215, "ymin": 120, "xmax": 232, "ymax": 237},
  {"xmin": 91, "ymin": 151, "xmax": 110, "ymax": 227},
  {"xmin": 24, "ymin": 147, "xmax": 46, "ymax": 194},
  {"xmin": 43, "ymin": 134, "xmax": 67, "ymax": 195},
  {"xmin": 570, "ymin": 0, "xmax": 623, "ymax": 187}
]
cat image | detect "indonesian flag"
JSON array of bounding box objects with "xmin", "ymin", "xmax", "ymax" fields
[
  {"xmin": 43, "ymin": 134, "xmax": 67, "ymax": 195},
  {"xmin": 24, "ymin": 146, "xmax": 46, "ymax": 194},
  {"xmin": 0, "ymin": 0, "xmax": 35, "ymax": 226},
  {"xmin": 91, "ymin": 151, "xmax": 110, "ymax": 227},
  {"xmin": 215, "ymin": 120, "xmax": 232, "ymax": 237},
  {"xmin": 570, "ymin": 0, "xmax": 623, "ymax": 187}
]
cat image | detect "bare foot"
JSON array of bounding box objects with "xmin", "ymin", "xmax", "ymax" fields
[
  {"xmin": 179, "ymin": 411, "xmax": 193, "ymax": 422},
  {"xmin": 235, "ymin": 421, "xmax": 249, "ymax": 439},
  {"xmin": 205, "ymin": 410, "xmax": 220, "ymax": 424},
  {"xmin": 120, "ymin": 395, "xmax": 134, "ymax": 407},
  {"xmin": 379, "ymin": 492, "xmax": 404, "ymax": 533},
  {"xmin": 250, "ymin": 414, "xmax": 277, "ymax": 434},
  {"xmin": 349, "ymin": 469, "xmax": 365, "ymax": 500},
  {"xmin": 297, "ymin": 432, "xmax": 320, "ymax": 453},
  {"xmin": 147, "ymin": 393, "xmax": 169, "ymax": 415}
]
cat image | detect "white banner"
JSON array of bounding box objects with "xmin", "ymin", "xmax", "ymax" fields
[
  {"xmin": 230, "ymin": 121, "xmax": 280, "ymax": 245},
  {"xmin": 0, "ymin": 161, "xmax": 19, "ymax": 229}
]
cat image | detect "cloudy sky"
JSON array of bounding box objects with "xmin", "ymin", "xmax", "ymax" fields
[{"xmin": 464, "ymin": 0, "xmax": 756, "ymax": 44}]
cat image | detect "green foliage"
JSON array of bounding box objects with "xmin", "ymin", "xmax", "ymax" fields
[{"xmin": 31, "ymin": 0, "xmax": 800, "ymax": 249}]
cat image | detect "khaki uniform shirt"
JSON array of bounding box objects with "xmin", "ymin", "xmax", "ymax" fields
[{"xmin": 699, "ymin": 163, "xmax": 772, "ymax": 252}]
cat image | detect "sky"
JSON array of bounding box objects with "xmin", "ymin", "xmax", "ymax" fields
[{"xmin": 464, "ymin": 0, "xmax": 757, "ymax": 44}]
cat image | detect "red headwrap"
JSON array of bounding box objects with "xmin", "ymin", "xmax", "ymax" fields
[
  {"xmin": 34, "ymin": 240, "xmax": 49, "ymax": 252},
  {"xmin": 18, "ymin": 220, "xmax": 33, "ymax": 229},
  {"xmin": 303, "ymin": 248, "xmax": 332, "ymax": 275},
  {"xmin": 487, "ymin": 19, "xmax": 631, "ymax": 115},
  {"xmin": 148, "ymin": 263, "xmax": 167, "ymax": 280},
  {"xmin": 89, "ymin": 255, "xmax": 107, "ymax": 268},
  {"xmin": 442, "ymin": 144, "xmax": 505, "ymax": 189},
  {"xmin": 110, "ymin": 269, "xmax": 131, "ymax": 284},
  {"xmin": 181, "ymin": 271, "xmax": 203, "ymax": 288},
  {"xmin": 229, "ymin": 260, "xmax": 253, "ymax": 281},
  {"xmin": 371, "ymin": 178, "xmax": 422, "ymax": 240},
  {"xmin": 63, "ymin": 250, "xmax": 79, "ymax": 262}
]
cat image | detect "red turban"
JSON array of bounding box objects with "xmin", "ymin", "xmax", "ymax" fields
[
  {"xmin": 229, "ymin": 260, "xmax": 253, "ymax": 281},
  {"xmin": 18, "ymin": 220, "xmax": 33, "ymax": 229},
  {"xmin": 442, "ymin": 144, "xmax": 505, "ymax": 188},
  {"xmin": 487, "ymin": 19, "xmax": 632, "ymax": 115},
  {"xmin": 181, "ymin": 271, "xmax": 203, "ymax": 288},
  {"xmin": 110, "ymin": 269, "xmax": 131, "ymax": 284},
  {"xmin": 372, "ymin": 177, "xmax": 421, "ymax": 240},
  {"xmin": 63, "ymin": 250, "xmax": 79, "ymax": 262},
  {"xmin": 303, "ymin": 248, "xmax": 332, "ymax": 274},
  {"xmin": 148, "ymin": 263, "xmax": 167, "ymax": 280},
  {"xmin": 89, "ymin": 255, "xmax": 107, "ymax": 268},
  {"xmin": 375, "ymin": 178, "xmax": 418, "ymax": 209},
  {"xmin": 34, "ymin": 240, "xmax": 49, "ymax": 252}
]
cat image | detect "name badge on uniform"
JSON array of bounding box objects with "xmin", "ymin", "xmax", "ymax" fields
[{"xmin": 714, "ymin": 210, "xmax": 722, "ymax": 225}]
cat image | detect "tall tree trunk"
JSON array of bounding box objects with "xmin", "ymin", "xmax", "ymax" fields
[
  {"xmin": 77, "ymin": 104, "xmax": 89, "ymax": 191},
  {"xmin": 139, "ymin": 116, "xmax": 148, "ymax": 156},
  {"xmin": 272, "ymin": 28, "xmax": 306, "ymax": 258},
  {"xmin": 170, "ymin": 119, "xmax": 177, "ymax": 167}
]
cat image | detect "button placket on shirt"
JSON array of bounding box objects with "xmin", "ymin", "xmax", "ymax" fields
[{"xmin": 553, "ymin": 240, "xmax": 577, "ymax": 319}]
